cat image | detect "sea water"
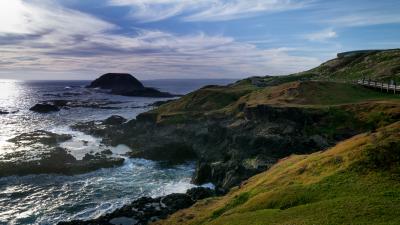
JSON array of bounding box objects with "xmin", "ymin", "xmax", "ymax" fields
[{"xmin": 0, "ymin": 79, "xmax": 234, "ymax": 225}]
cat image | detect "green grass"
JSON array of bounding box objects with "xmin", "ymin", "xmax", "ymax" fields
[
  {"xmin": 304, "ymin": 49, "xmax": 400, "ymax": 82},
  {"xmin": 155, "ymin": 122, "xmax": 400, "ymax": 225},
  {"xmin": 211, "ymin": 192, "xmax": 251, "ymax": 219},
  {"xmin": 239, "ymin": 81, "xmax": 400, "ymax": 108}
]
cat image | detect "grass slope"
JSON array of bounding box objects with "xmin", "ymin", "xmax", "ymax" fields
[
  {"xmin": 301, "ymin": 49, "xmax": 400, "ymax": 82},
  {"xmin": 236, "ymin": 81, "xmax": 400, "ymax": 107},
  {"xmin": 147, "ymin": 79, "xmax": 399, "ymax": 124},
  {"xmin": 155, "ymin": 122, "xmax": 400, "ymax": 225}
]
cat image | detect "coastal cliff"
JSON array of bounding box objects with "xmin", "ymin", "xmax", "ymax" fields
[{"xmin": 51, "ymin": 49, "xmax": 400, "ymax": 224}]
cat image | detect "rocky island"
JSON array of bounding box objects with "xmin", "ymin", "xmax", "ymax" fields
[{"xmin": 87, "ymin": 73, "xmax": 176, "ymax": 97}]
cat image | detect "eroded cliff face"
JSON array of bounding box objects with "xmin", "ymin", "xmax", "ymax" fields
[{"xmin": 72, "ymin": 101, "xmax": 389, "ymax": 190}]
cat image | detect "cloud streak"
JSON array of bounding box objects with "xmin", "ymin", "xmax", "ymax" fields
[
  {"xmin": 306, "ymin": 29, "xmax": 337, "ymax": 42},
  {"xmin": 108, "ymin": 0, "xmax": 310, "ymax": 22}
]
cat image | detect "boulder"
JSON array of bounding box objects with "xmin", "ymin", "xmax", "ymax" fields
[
  {"xmin": 103, "ymin": 115, "xmax": 127, "ymax": 125},
  {"xmin": 58, "ymin": 192, "xmax": 195, "ymax": 225},
  {"xmin": 186, "ymin": 187, "xmax": 215, "ymax": 201},
  {"xmin": 87, "ymin": 73, "xmax": 174, "ymax": 97},
  {"xmin": 30, "ymin": 103, "xmax": 60, "ymax": 113}
]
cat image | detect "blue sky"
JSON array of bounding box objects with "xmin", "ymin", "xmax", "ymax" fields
[{"xmin": 0, "ymin": 0, "xmax": 399, "ymax": 80}]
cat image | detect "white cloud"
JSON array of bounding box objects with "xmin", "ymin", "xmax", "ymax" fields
[
  {"xmin": 306, "ymin": 29, "xmax": 337, "ymax": 42},
  {"xmin": 0, "ymin": 0, "xmax": 321, "ymax": 79},
  {"xmin": 184, "ymin": 0, "xmax": 308, "ymax": 22},
  {"xmin": 328, "ymin": 13, "xmax": 400, "ymax": 27},
  {"xmin": 0, "ymin": 0, "xmax": 114, "ymax": 35},
  {"xmin": 108, "ymin": 0, "xmax": 310, "ymax": 22}
]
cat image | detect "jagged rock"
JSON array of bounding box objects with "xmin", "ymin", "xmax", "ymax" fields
[
  {"xmin": 7, "ymin": 130, "xmax": 72, "ymax": 147},
  {"xmin": 103, "ymin": 115, "xmax": 127, "ymax": 125},
  {"xmin": 186, "ymin": 187, "xmax": 215, "ymax": 201},
  {"xmin": 0, "ymin": 148, "xmax": 124, "ymax": 177},
  {"xmin": 30, "ymin": 103, "xmax": 60, "ymax": 113},
  {"xmin": 58, "ymin": 188, "xmax": 209, "ymax": 225},
  {"xmin": 87, "ymin": 73, "xmax": 175, "ymax": 97},
  {"xmin": 101, "ymin": 149, "xmax": 113, "ymax": 155}
]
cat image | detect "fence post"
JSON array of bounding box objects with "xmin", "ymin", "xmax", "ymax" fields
[
  {"xmin": 381, "ymin": 82, "xmax": 383, "ymax": 92},
  {"xmin": 387, "ymin": 81, "xmax": 390, "ymax": 93}
]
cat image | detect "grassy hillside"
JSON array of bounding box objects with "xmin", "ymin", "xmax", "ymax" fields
[
  {"xmin": 235, "ymin": 81, "xmax": 400, "ymax": 107},
  {"xmin": 155, "ymin": 122, "xmax": 400, "ymax": 225},
  {"xmin": 147, "ymin": 79, "xmax": 399, "ymax": 124},
  {"xmin": 301, "ymin": 49, "xmax": 400, "ymax": 82},
  {"xmin": 144, "ymin": 49, "xmax": 400, "ymax": 123}
]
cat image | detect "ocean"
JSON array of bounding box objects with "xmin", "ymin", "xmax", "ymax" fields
[{"xmin": 0, "ymin": 79, "xmax": 235, "ymax": 225}]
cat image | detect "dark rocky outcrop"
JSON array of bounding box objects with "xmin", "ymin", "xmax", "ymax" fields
[
  {"xmin": 0, "ymin": 147, "xmax": 124, "ymax": 177},
  {"xmin": 8, "ymin": 130, "xmax": 73, "ymax": 147},
  {"xmin": 30, "ymin": 103, "xmax": 60, "ymax": 113},
  {"xmin": 0, "ymin": 130, "xmax": 124, "ymax": 177},
  {"xmin": 58, "ymin": 187, "xmax": 214, "ymax": 225},
  {"xmin": 87, "ymin": 73, "xmax": 175, "ymax": 97},
  {"xmin": 46, "ymin": 99, "xmax": 128, "ymax": 110},
  {"xmin": 103, "ymin": 115, "xmax": 127, "ymax": 125}
]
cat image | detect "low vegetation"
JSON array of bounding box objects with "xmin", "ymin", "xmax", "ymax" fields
[{"xmin": 155, "ymin": 122, "xmax": 400, "ymax": 225}]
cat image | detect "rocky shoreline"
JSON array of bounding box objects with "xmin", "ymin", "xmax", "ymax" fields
[
  {"xmin": 70, "ymin": 104, "xmax": 368, "ymax": 190},
  {"xmin": 0, "ymin": 130, "xmax": 125, "ymax": 177},
  {"xmin": 58, "ymin": 187, "xmax": 216, "ymax": 225}
]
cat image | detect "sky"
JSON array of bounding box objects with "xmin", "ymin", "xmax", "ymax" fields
[{"xmin": 0, "ymin": 0, "xmax": 399, "ymax": 80}]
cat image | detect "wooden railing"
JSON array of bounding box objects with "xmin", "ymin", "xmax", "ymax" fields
[{"xmin": 357, "ymin": 79, "xmax": 400, "ymax": 94}]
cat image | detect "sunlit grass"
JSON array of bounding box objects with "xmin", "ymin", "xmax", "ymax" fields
[{"xmin": 155, "ymin": 122, "xmax": 400, "ymax": 225}]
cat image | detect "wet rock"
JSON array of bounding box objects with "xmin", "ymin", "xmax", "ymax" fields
[
  {"xmin": 160, "ymin": 193, "xmax": 194, "ymax": 212},
  {"xmin": 7, "ymin": 130, "xmax": 72, "ymax": 147},
  {"xmin": 101, "ymin": 149, "xmax": 113, "ymax": 155},
  {"xmin": 110, "ymin": 217, "xmax": 138, "ymax": 225},
  {"xmin": 103, "ymin": 115, "xmax": 127, "ymax": 125},
  {"xmin": 186, "ymin": 187, "xmax": 215, "ymax": 201},
  {"xmin": 0, "ymin": 110, "xmax": 9, "ymax": 115},
  {"xmin": 50, "ymin": 99, "xmax": 69, "ymax": 107},
  {"xmin": 129, "ymin": 142, "xmax": 197, "ymax": 165},
  {"xmin": 87, "ymin": 73, "xmax": 175, "ymax": 97},
  {"xmin": 45, "ymin": 99, "xmax": 125, "ymax": 110},
  {"xmin": 30, "ymin": 103, "xmax": 60, "ymax": 113},
  {"xmin": 1, "ymin": 130, "xmax": 125, "ymax": 177},
  {"xmin": 0, "ymin": 148, "xmax": 124, "ymax": 177},
  {"xmin": 58, "ymin": 191, "xmax": 197, "ymax": 225}
]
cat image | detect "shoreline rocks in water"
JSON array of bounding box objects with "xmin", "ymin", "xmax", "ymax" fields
[
  {"xmin": 0, "ymin": 148, "xmax": 125, "ymax": 177},
  {"xmin": 30, "ymin": 103, "xmax": 60, "ymax": 113},
  {"xmin": 87, "ymin": 73, "xmax": 176, "ymax": 97},
  {"xmin": 58, "ymin": 187, "xmax": 215, "ymax": 225},
  {"xmin": 0, "ymin": 130, "xmax": 125, "ymax": 177}
]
